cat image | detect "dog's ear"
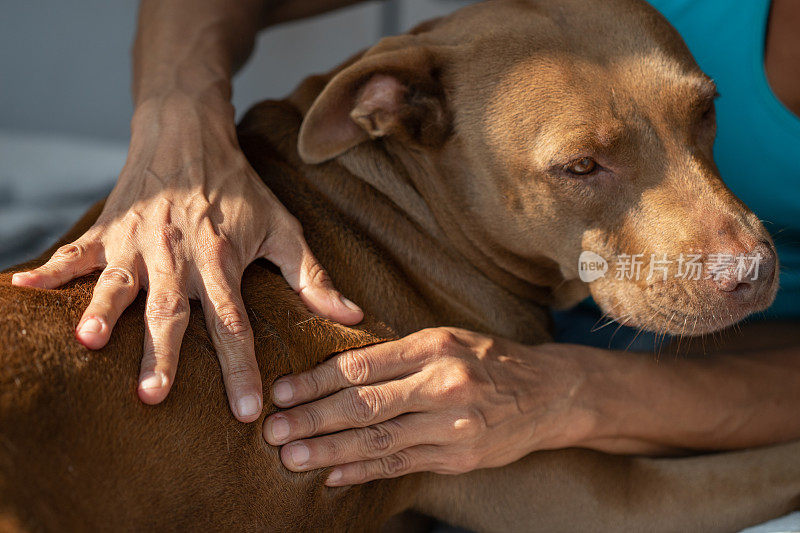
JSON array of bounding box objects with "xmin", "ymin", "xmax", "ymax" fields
[{"xmin": 297, "ymin": 46, "xmax": 449, "ymax": 164}]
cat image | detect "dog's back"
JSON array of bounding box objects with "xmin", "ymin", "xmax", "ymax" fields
[
  {"xmin": 4, "ymin": 91, "xmax": 800, "ymax": 533},
  {"xmin": 0, "ymin": 129, "xmax": 420, "ymax": 530},
  {"xmin": 4, "ymin": 1, "xmax": 800, "ymax": 530}
]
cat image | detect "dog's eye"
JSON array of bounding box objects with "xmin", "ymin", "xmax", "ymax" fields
[{"xmin": 565, "ymin": 157, "xmax": 597, "ymax": 176}]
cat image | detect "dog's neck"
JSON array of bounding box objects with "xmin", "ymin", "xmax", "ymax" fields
[
  {"xmin": 353, "ymin": 137, "xmax": 586, "ymax": 301},
  {"xmin": 325, "ymin": 144, "xmax": 554, "ymax": 342},
  {"xmin": 239, "ymin": 99, "xmax": 552, "ymax": 344},
  {"xmin": 337, "ymin": 139, "xmax": 565, "ymax": 296}
]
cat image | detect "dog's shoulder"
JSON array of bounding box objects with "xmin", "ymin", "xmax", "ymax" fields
[{"xmin": 241, "ymin": 260, "xmax": 396, "ymax": 376}]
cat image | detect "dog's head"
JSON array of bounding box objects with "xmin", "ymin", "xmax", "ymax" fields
[{"xmin": 297, "ymin": 0, "xmax": 778, "ymax": 336}]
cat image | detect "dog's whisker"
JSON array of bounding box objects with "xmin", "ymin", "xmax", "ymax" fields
[
  {"xmin": 624, "ymin": 325, "xmax": 647, "ymax": 352},
  {"xmin": 607, "ymin": 314, "xmax": 632, "ymax": 348},
  {"xmin": 674, "ymin": 316, "xmax": 689, "ymax": 357},
  {"xmin": 590, "ymin": 317, "xmax": 620, "ymax": 332}
]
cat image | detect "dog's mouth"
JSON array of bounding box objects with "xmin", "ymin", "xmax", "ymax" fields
[
  {"xmin": 642, "ymin": 297, "xmax": 756, "ymax": 336},
  {"xmin": 611, "ymin": 268, "xmax": 778, "ymax": 336},
  {"xmin": 599, "ymin": 297, "xmax": 760, "ymax": 339},
  {"xmin": 586, "ymin": 245, "xmax": 779, "ymax": 337}
]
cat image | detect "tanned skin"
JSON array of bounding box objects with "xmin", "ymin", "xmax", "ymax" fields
[
  {"xmin": 11, "ymin": 0, "xmax": 369, "ymax": 423},
  {"xmin": 2, "ymin": 1, "xmax": 800, "ymax": 530},
  {"xmin": 10, "ymin": 0, "xmax": 800, "ymax": 486}
]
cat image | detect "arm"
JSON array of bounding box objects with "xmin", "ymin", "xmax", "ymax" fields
[
  {"xmin": 133, "ymin": 0, "xmax": 369, "ymax": 107},
  {"xmin": 582, "ymin": 342, "xmax": 800, "ymax": 453},
  {"xmin": 261, "ymin": 327, "xmax": 800, "ymax": 485},
  {"xmin": 12, "ymin": 0, "xmax": 370, "ymax": 422}
]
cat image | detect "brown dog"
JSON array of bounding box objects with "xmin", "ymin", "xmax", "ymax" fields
[{"xmin": 1, "ymin": 0, "xmax": 799, "ymax": 531}]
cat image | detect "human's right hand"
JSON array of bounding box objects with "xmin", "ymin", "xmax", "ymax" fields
[{"xmin": 11, "ymin": 95, "xmax": 363, "ymax": 422}]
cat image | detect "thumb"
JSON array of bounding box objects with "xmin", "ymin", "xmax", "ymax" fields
[{"xmin": 262, "ymin": 228, "xmax": 363, "ymax": 325}]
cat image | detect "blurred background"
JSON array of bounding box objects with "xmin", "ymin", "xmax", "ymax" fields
[{"xmin": 0, "ymin": 0, "xmax": 466, "ymax": 269}]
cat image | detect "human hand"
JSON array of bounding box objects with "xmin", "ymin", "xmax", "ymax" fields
[
  {"xmin": 11, "ymin": 96, "xmax": 363, "ymax": 422},
  {"xmin": 263, "ymin": 328, "xmax": 596, "ymax": 485}
]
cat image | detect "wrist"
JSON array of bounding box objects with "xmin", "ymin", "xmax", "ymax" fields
[
  {"xmin": 514, "ymin": 342, "xmax": 609, "ymax": 451},
  {"xmin": 130, "ymin": 92, "xmax": 239, "ymax": 153},
  {"xmin": 133, "ymin": 71, "xmax": 233, "ymax": 110},
  {"xmin": 539, "ymin": 342, "xmax": 628, "ymax": 448}
]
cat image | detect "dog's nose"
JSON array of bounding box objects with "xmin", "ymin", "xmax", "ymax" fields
[{"xmin": 711, "ymin": 241, "xmax": 776, "ymax": 302}]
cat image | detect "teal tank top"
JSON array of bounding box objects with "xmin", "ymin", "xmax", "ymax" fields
[{"xmin": 646, "ymin": 0, "xmax": 800, "ymax": 319}]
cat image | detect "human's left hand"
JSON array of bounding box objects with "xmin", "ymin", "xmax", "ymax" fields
[{"xmin": 262, "ymin": 328, "xmax": 597, "ymax": 486}]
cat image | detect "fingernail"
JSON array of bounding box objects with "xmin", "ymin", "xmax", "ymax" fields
[
  {"xmin": 287, "ymin": 442, "xmax": 310, "ymax": 467},
  {"xmin": 340, "ymin": 295, "xmax": 362, "ymax": 313},
  {"xmin": 139, "ymin": 371, "xmax": 166, "ymax": 391},
  {"xmin": 273, "ymin": 380, "xmax": 293, "ymax": 404},
  {"xmin": 79, "ymin": 318, "xmax": 103, "ymax": 335},
  {"xmin": 326, "ymin": 469, "xmax": 343, "ymax": 485},
  {"xmin": 237, "ymin": 395, "xmax": 261, "ymax": 420},
  {"xmin": 11, "ymin": 272, "xmax": 30, "ymax": 284},
  {"xmin": 269, "ymin": 415, "xmax": 291, "ymax": 442}
]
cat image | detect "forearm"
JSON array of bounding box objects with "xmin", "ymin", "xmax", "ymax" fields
[
  {"xmin": 128, "ymin": 0, "xmax": 374, "ymax": 176},
  {"xmin": 133, "ymin": 0, "xmax": 264, "ymax": 110},
  {"xmin": 573, "ymin": 343, "xmax": 800, "ymax": 454},
  {"xmin": 133, "ymin": 0, "xmax": 370, "ymax": 109}
]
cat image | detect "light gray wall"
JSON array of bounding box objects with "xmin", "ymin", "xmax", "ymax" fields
[
  {"xmin": 0, "ymin": 0, "xmax": 470, "ymax": 268},
  {"xmin": 0, "ymin": 1, "xmax": 139, "ymax": 140},
  {"xmin": 0, "ymin": 0, "xmax": 466, "ymax": 142}
]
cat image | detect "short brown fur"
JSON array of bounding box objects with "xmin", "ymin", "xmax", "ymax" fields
[{"xmin": 1, "ymin": 1, "xmax": 799, "ymax": 531}]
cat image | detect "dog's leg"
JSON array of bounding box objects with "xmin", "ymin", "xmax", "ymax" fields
[{"xmin": 413, "ymin": 442, "xmax": 800, "ymax": 532}]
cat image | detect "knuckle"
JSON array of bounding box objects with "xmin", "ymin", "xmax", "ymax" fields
[
  {"xmin": 301, "ymin": 406, "xmax": 325, "ymax": 435},
  {"xmin": 451, "ymin": 409, "xmax": 484, "ymax": 439},
  {"xmin": 279, "ymin": 214, "xmax": 304, "ymax": 237},
  {"xmin": 122, "ymin": 209, "xmax": 144, "ymax": 228},
  {"xmin": 304, "ymin": 261, "xmax": 331, "ymax": 289},
  {"xmin": 53, "ymin": 243, "xmax": 85, "ymax": 262},
  {"xmin": 379, "ymin": 452, "xmax": 411, "ymax": 477},
  {"xmin": 338, "ymin": 350, "xmax": 371, "ymax": 385},
  {"xmin": 321, "ymin": 437, "xmax": 344, "ymax": 463},
  {"xmin": 353, "ymin": 461, "xmax": 370, "ymax": 482},
  {"xmin": 438, "ymin": 364, "xmax": 472, "ymax": 401},
  {"xmin": 427, "ymin": 328, "xmax": 459, "ymax": 354},
  {"xmin": 144, "ymin": 347, "xmax": 176, "ymax": 364},
  {"xmin": 363, "ymin": 423, "xmax": 396, "ymax": 453},
  {"xmin": 146, "ymin": 290, "xmax": 188, "ymax": 320},
  {"xmin": 99, "ymin": 266, "xmax": 136, "ymax": 288},
  {"xmin": 155, "ymin": 196, "xmax": 175, "ymax": 211},
  {"xmin": 223, "ymin": 359, "xmax": 260, "ymax": 386},
  {"xmin": 214, "ymin": 305, "xmax": 251, "ymax": 339},
  {"xmin": 267, "ymin": 217, "xmax": 304, "ymax": 254},
  {"xmin": 301, "ymin": 370, "xmax": 327, "ymax": 399},
  {"xmin": 347, "ymin": 387, "xmax": 381, "ymax": 426}
]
